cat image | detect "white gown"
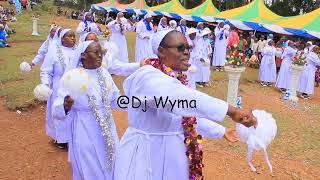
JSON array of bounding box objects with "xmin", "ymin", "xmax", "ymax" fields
[
  {"xmin": 297, "ymin": 52, "xmax": 320, "ymax": 95},
  {"xmin": 186, "ymin": 36, "xmax": 198, "ymax": 90},
  {"xmin": 259, "ymin": 45, "xmax": 277, "ymax": 83},
  {"xmin": 107, "ymin": 20, "xmax": 135, "ymax": 62},
  {"xmin": 52, "ymin": 67, "xmax": 120, "ymax": 180},
  {"xmin": 114, "ymin": 65, "xmax": 229, "ymax": 180},
  {"xmin": 40, "ymin": 44, "xmax": 75, "ymax": 143},
  {"xmin": 275, "ymin": 46, "xmax": 297, "ymax": 89},
  {"xmin": 194, "ymin": 32, "xmax": 211, "ymax": 83},
  {"xmin": 135, "ymin": 21, "xmax": 155, "ymax": 62},
  {"xmin": 213, "ymin": 27, "xmax": 229, "ymax": 66},
  {"xmin": 76, "ymin": 21, "xmax": 101, "ymax": 43}
]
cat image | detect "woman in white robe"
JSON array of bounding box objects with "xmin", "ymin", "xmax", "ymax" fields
[
  {"xmin": 275, "ymin": 40, "xmax": 297, "ymax": 92},
  {"xmin": 75, "ymin": 32, "xmax": 142, "ymax": 76},
  {"xmin": 135, "ymin": 14, "xmax": 155, "ymax": 62},
  {"xmin": 31, "ymin": 25, "xmax": 58, "ymax": 66},
  {"xmin": 176, "ymin": 19, "xmax": 188, "ymax": 36},
  {"xmin": 202, "ymin": 28, "xmax": 213, "ymax": 86},
  {"xmin": 53, "ymin": 41, "xmax": 121, "ymax": 180},
  {"xmin": 107, "ymin": 12, "xmax": 135, "ymax": 62},
  {"xmin": 185, "ymin": 28, "xmax": 199, "ymax": 90},
  {"xmin": 114, "ymin": 30, "xmax": 257, "ymax": 180},
  {"xmin": 40, "ymin": 29, "xmax": 76, "ymax": 148},
  {"xmin": 76, "ymin": 12, "xmax": 101, "ymax": 42},
  {"xmin": 259, "ymin": 39, "xmax": 277, "ymax": 86},
  {"xmin": 194, "ymin": 22, "xmax": 206, "ymax": 87},
  {"xmin": 157, "ymin": 17, "xmax": 169, "ymax": 32},
  {"xmin": 297, "ymin": 45, "xmax": 320, "ymax": 99},
  {"xmin": 169, "ymin": 20, "xmax": 177, "ymax": 30},
  {"xmin": 213, "ymin": 21, "xmax": 229, "ymax": 71}
]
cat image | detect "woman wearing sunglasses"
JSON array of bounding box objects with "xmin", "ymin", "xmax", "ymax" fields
[{"xmin": 114, "ymin": 30, "xmax": 257, "ymax": 180}]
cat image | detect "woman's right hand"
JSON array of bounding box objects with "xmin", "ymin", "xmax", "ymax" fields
[{"xmin": 64, "ymin": 95, "xmax": 74, "ymax": 114}]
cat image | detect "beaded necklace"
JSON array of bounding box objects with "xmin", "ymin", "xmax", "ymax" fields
[{"xmin": 145, "ymin": 58, "xmax": 204, "ymax": 180}]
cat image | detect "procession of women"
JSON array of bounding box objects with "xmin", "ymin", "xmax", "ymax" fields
[{"xmin": 22, "ymin": 11, "xmax": 319, "ymax": 180}]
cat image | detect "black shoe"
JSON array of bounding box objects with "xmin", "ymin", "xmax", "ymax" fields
[{"xmin": 56, "ymin": 143, "xmax": 68, "ymax": 149}]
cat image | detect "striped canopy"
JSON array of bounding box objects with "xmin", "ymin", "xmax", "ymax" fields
[
  {"xmin": 216, "ymin": 0, "xmax": 281, "ymax": 24},
  {"xmin": 91, "ymin": 0, "xmax": 320, "ymax": 39}
]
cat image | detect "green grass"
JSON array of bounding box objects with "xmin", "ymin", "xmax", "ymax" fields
[{"xmin": 0, "ymin": 1, "xmax": 70, "ymax": 110}]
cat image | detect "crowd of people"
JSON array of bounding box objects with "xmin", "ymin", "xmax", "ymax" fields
[
  {"xmin": 5, "ymin": 7, "xmax": 318, "ymax": 179},
  {"xmin": 0, "ymin": 4, "xmax": 16, "ymax": 47}
]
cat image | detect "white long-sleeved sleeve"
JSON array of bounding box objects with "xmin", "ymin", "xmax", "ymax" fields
[
  {"xmin": 197, "ymin": 118, "xmax": 225, "ymax": 139},
  {"xmin": 32, "ymin": 40, "xmax": 49, "ymax": 65},
  {"xmin": 52, "ymin": 88, "xmax": 69, "ymax": 120},
  {"xmin": 107, "ymin": 20, "xmax": 116, "ymax": 28},
  {"xmin": 107, "ymin": 56, "xmax": 140, "ymax": 76},
  {"xmin": 40, "ymin": 51, "xmax": 54, "ymax": 86},
  {"xmin": 124, "ymin": 66, "xmax": 229, "ymax": 122},
  {"xmin": 309, "ymin": 52, "xmax": 320, "ymax": 65}
]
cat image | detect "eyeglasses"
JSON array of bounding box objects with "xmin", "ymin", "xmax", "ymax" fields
[{"xmin": 161, "ymin": 44, "xmax": 193, "ymax": 52}]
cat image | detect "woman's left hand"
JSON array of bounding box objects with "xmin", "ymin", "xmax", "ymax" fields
[{"xmin": 224, "ymin": 128, "xmax": 239, "ymax": 142}]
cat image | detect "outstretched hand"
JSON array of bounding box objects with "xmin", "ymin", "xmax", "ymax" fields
[{"xmin": 224, "ymin": 128, "xmax": 239, "ymax": 143}]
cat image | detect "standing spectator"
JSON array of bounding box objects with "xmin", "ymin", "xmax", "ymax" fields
[{"xmin": 257, "ymin": 35, "xmax": 267, "ymax": 61}]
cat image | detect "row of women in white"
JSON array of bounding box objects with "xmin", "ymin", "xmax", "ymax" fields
[
  {"xmin": 29, "ymin": 12, "xmax": 258, "ymax": 179},
  {"xmin": 258, "ymin": 39, "xmax": 320, "ymax": 98}
]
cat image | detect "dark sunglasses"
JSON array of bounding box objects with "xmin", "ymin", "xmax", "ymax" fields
[{"xmin": 161, "ymin": 44, "xmax": 193, "ymax": 52}]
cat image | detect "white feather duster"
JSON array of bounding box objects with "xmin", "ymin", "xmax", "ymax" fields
[
  {"xmin": 20, "ymin": 61, "xmax": 32, "ymax": 73},
  {"xmin": 33, "ymin": 84, "xmax": 52, "ymax": 101},
  {"xmin": 103, "ymin": 41, "xmax": 120, "ymax": 60},
  {"xmin": 236, "ymin": 110, "xmax": 277, "ymax": 173},
  {"xmin": 60, "ymin": 68, "xmax": 93, "ymax": 99},
  {"xmin": 188, "ymin": 65, "xmax": 197, "ymax": 73}
]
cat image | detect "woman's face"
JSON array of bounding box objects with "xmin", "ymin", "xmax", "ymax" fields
[
  {"xmin": 62, "ymin": 31, "xmax": 76, "ymax": 47},
  {"xmin": 162, "ymin": 18, "xmax": 167, "ymax": 25},
  {"xmin": 85, "ymin": 13, "xmax": 92, "ymax": 21},
  {"xmin": 181, "ymin": 20, "xmax": 186, "ymax": 26},
  {"xmin": 85, "ymin": 33, "xmax": 98, "ymax": 42},
  {"xmin": 158, "ymin": 31, "xmax": 191, "ymax": 72},
  {"xmin": 81, "ymin": 42, "xmax": 103, "ymax": 69}
]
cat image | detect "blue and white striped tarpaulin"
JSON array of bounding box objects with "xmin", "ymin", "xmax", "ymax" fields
[{"xmin": 90, "ymin": 5, "xmax": 320, "ymax": 39}]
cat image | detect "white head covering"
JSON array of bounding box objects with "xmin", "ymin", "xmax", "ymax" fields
[
  {"xmin": 197, "ymin": 22, "xmax": 203, "ymax": 27},
  {"xmin": 83, "ymin": 12, "xmax": 90, "ymax": 21},
  {"xmin": 187, "ymin": 27, "xmax": 197, "ymax": 35},
  {"xmin": 58, "ymin": 29, "xmax": 72, "ymax": 46},
  {"xmin": 179, "ymin": 19, "xmax": 186, "ymax": 25},
  {"xmin": 158, "ymin": 17, "xmax": 168, "ymax": 27},
  {"xmin": 310, "ymin": 45, "xmax": 317, "ymax": 52},
  {"xmin": 169, "ymin": 20, "xmax": 177, "ymax": 29},
  {"xmin": 0, "ymin": 24, "xmax": 4, "ymax": 29},
  {"xmin": 66, "ymin": 41, "xmax": 94, "ymax": 71},
  {"xmin": 202, "ymin": 27, "xmax": 211, "ymax": 36},
  {"xmin": 307, "ymin": 41, "xmax": 313, "ymax": 45},
  {"xmin": 266, "ymin": 39, "xmax": 273, "ymax": 46},
  {"xmin": 53, "ymin": 27, "xmax": 62, "ymax": 41},
  {"xmin": 152, "ymin": 29, "xmax": 174, "ymax": 55},
  {"xmin": 144, "ymin": 13, "xmax": 152, "ymax": 19},
  {"xmin": 80, "ymin": 32, "xmax": 97, "ymax": 43}
]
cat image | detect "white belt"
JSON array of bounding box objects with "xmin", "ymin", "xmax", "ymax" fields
[{"xmin": 127, "ymin": 127, "xmax": 183, "ymax": 180}]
